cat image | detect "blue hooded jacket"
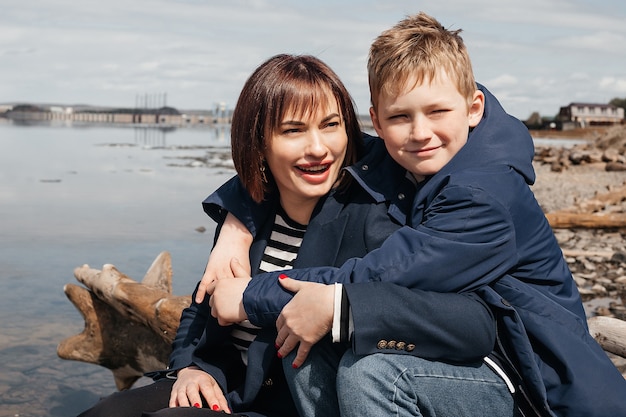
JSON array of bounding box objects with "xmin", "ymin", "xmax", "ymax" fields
[{"xmin": 208, "ymin": 85, "xmax": 626, "ymax": 416}]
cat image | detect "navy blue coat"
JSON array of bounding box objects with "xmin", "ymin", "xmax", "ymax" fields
[
  {"xmin": 225, "ymin": 86, "xmax": 626, "ymax": 416},
  {"xmin": 167, "ymin": 170, "xmax": 496, "ymax": 416}
]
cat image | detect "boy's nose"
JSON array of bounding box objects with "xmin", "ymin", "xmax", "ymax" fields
[{"xmin": 410, "ymin": 121, "xmax": 431, "ymax": 141}]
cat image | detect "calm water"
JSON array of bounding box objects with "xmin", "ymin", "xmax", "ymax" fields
[{"xmin": 0, "ymin": 121, "xmax": 235, "ymax": 417}]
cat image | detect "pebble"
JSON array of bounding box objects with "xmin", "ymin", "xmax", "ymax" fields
[{"xmin": 532, "ymin": 159, "xmax": 626, "ymax": 318}]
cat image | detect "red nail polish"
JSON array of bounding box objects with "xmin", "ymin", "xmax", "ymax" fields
[
  {"xmin": 292, "ymin": 363, "xmax": 299, "ymax": 369},
  {"xmin": 275, "ymin": 343, "xmax": 280, "ymax": 349},
  {"xmin": 277, "ymin": 351, "xmax": 283, "ymax": 358},
  {"xmin": 212, "ymin": 404, "xmax": 220, "ymax": 411},
  {"xmin": 279, "ymin": 274, "xmax": 288, "ymax": 279},
  {"xmin": 193, "ymin": 403, "xmax": 201, "ymax": 408}
]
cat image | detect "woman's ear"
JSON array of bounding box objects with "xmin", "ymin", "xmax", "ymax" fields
[
  {"xmin": 468, "ymin": 90, "xmax": 485, "ymax": 128},
  {"xmin": 369, "ymin": 106, "xmax": 384, "ymax": 138}
]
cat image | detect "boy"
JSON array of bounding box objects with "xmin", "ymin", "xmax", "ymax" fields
[{"xmin": 206, "ymin": 12, "xmax": 626, "ymax": 417}]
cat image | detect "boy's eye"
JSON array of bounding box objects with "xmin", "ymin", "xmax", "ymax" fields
[{"xmin": 282, "ymin": 128, "xmax": 302, "ymax": 135}]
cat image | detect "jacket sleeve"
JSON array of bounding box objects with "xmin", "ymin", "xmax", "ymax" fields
[
  {"xmin": 344, "ymin": 282, "xmax": 495, "ymax": 362},
  {"xmin": 168, "ymin": 283, "xmax": 212, "ymax": 371},
  {"xmin": 168, "ymin": 282, "xmax": 241, "ymax": 397},
  {"xmin": 202, "ymin": 175, "xmax": 274, "ymax": 238},
  {"xmin": 244, "ymin": 181, "xmax": 518, "ymax": 327}
]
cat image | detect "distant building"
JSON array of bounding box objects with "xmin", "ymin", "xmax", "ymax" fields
[
  {"xmin": 557, "ymin": 102, "xmax": 624, "ymax": 128},
  {"xmin": 0, "ymin": 103, "xmax": 230, "ymax": 127}
]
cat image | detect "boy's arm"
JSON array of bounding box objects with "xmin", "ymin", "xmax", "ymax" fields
[{"xmin": 244, "ymin": 183, "xmax": 517, "ymax": 327}]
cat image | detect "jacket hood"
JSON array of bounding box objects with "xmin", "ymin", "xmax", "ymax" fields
[{"xmin": 441, "ymin": 84, "xmax": 536, "ymax": 185}]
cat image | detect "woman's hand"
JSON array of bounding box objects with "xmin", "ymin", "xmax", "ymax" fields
[
  {"xmin": 196, "ymin": 213, "xmax": 252, "ymax": 304},
  {"xmin": 169, "ymin": 366, "xmax": 231, "ymax": 413},
  {"xmin": 209, "ymin": 258, "xmax": 252, "ymax": 325},
  {"xmin": 275, "ymin": 277, "xmax": 335, "ymax": 368}
]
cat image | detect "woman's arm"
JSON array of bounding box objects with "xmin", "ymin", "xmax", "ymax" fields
[
  {"xmin": 274, "ymin": 279, "xmax": 495, "ymax": 368},
  {"xmin": 196, "ymin": 213, "xmax": 252, "ymax": 303},
  {"xmin": 345, "ymin": 282, "xmax": 495, "ymax": 361},
  {"xmin": 169, "ymin": 283, "xmax": 211, "ymax": 371}
]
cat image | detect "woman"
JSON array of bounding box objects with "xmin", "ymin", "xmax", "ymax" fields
[
  {"xmin": 76, "ymin": 54, "xmax": 400, "ymax": 417},
  {"xmin": 78, "ymin": 53, "xmax": 495, "ymax": 417}
]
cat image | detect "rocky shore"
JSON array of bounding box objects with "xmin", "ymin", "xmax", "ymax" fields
[{"xmin": 531, "ymin": 125, "xmax": 626, "ymax": 320}]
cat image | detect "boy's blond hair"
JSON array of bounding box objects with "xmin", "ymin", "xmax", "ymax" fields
[{"xmin": 368, "ymin": 12, "xmax": 476, "ymax": 109}]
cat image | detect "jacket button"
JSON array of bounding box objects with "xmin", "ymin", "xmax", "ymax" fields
[
  {"xmin": 406, "ymin": 344, "xmax": 415, "ymax": 352},
  {"xmin": 387, "ymin": 340, "xmax": 397, "ymax": 349},
  {"xmin": 396, "ymin": 341, "xmax": 406, "ymax": 350},
  {"xmin": 377, "ymin": 340, "xmax": 388, "ymax": 349},
  {"xmin": 361, "ymin": 164, "xmax": 369, "ymax": 171},
  {"xmin": 262, "ymin": 378, "xmax": 273, "ymax": 387},
  {"xmin": 398, "ymin": 193, "xmax": 405, "ymax": 200}
]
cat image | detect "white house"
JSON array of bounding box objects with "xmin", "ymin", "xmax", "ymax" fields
[{"xmin": 557, "ymin": 102, "xmax": 624, "ymax": 128}]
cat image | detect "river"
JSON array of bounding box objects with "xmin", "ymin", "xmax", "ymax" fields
[{"xmin": 0, "ymin": 121, "xmax": 235, "ymax": 416}]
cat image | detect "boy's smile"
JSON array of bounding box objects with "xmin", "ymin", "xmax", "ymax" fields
[{"xmin": 370, "ymin": 71, "xmax": 484, "ymax": 182}]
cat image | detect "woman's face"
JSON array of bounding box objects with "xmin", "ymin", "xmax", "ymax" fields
[{"xmin": 265, "ymin": 99, "xmax": 348, "ymax": 224}]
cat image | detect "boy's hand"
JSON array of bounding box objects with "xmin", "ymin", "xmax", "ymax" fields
[
  {"xmin": 169, "ymin": 366, "xmax": 231, "ymax": 413},
  {"xmin": 275, "ymin": 277, "xmax": 334, "ymax": 368},
  {"xmin": 209, "ymin": 258, "xmax": 251, "ymax": 325},
  {"xmin": 196, "ymin": 213, "xmax": 252, "ymax": 304}
]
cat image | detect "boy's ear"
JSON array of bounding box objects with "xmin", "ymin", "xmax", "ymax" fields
[
  {"xmin": 468, "ymin": 90, "xmax": 485, "ymax": 128},
  {"xmin": 369, "ymin": 106, "xmax": 384, "ymax": 138}
]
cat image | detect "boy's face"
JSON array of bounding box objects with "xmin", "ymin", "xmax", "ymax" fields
[{"xmin": 370, "ymin": 72, "xmax": 484, "ymax": 181}]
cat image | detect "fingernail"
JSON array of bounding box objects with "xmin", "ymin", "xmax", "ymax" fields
[
  {"xmin": 274, "ymin": 343, "xmax": 280, "ymax": 349},
  {"xmin": 279, "ymin": 274, "xmax": 288, "ymax": 279},
  {"xmin": 277, "ymin": 351, "xmax": 283, "ymax": 358},
  {"xmin": 193, "ymin": 403, "xmax": 201, "ymax": 408},
  {"xmin": 212, "ymin": 404, "xmax": 220, "ymax": 411},
  {"xmin": 292, "ymin": 363, "xmax": 299, "ymax": 369}
]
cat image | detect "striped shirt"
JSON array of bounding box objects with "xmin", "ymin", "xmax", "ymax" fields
[{"xmin": 230, "ymin": 209, "xmax": 307, "ymax": 365}]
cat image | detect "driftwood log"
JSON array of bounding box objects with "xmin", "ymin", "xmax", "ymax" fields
[
  {"xmin": 57, "ymin": 251, "xmax": 190, "ymax": 390},
  {"xmin": 545, "ymin": 183, "xmax": 626, "ymax": 229},
  {"xmin": 59, "ymin": 251, "xmax": 626, "ymax": 390}
]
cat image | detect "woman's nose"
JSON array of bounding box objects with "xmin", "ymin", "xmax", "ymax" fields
[{"xmin": 306, "ymin": 130, "xmax": 328, "ymax": 156}]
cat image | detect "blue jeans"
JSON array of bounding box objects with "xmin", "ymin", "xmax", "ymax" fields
[
  {"xmin": 285, "ymin": 341, "xmax": 514, "ymax": 417},
  {"xmin": 283, "ymin": 340, "xmax": 346, "ymax": 417}
]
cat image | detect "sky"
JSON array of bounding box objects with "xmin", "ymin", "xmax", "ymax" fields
[{"xmin": 1, "ymin": 0, "xmax": 626, "ymax": 120}]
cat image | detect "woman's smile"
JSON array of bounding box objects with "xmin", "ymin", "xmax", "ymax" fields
[{"xmin": 296, "ymin": 162, "xmax": 332, "ymax": 183}]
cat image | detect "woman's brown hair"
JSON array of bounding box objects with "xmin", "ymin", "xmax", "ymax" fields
[{"xmin": 231, "ymin": 54, "xmax": 363, "ymax": 203}]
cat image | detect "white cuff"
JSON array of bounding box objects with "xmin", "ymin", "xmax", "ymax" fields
[{"xmin": 331, "ymin": 283, "xmax": 343, "ymax": 342}]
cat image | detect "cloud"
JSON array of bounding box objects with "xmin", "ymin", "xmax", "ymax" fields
[
  {"xmin": 0, "ymin": 0, "xmax": 625, "ymax": 119},
  {"xmin": 551, "ymin": 31, "xmax": 626, "ymax": 53},
  {"xmin": 485, "ymin": 74, "xmax": 519, "ymax": 88},
  {"xmin": 599, "ymin": 77, "xmax": 626, "ymax": 95}
]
